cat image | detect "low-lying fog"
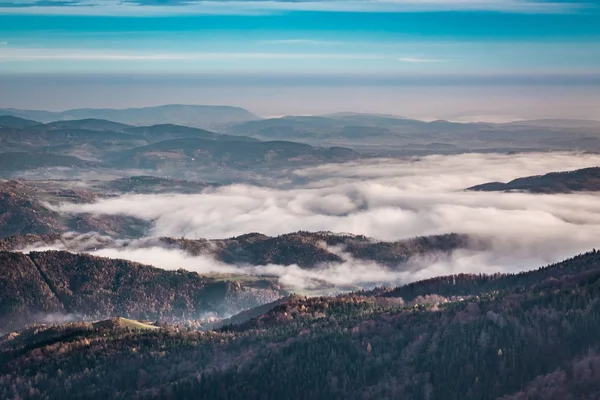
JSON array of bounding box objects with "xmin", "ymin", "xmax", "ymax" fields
[{"xmin": 49, "ymin": 152, "xmax": 600, "ymax": 290}]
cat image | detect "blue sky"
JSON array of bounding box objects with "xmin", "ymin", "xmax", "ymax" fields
[
  {"xmin": 0, "ymin": 0, "xmax": 599, "ymax": 117},
  {"xmin": 1, "ymin": 0, "xmax": 599, "ymax": 75}
]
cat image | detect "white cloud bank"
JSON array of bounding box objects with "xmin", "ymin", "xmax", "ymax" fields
[
  {"xmin": 398, "ymin": 57, "xmax": 444, "ymax": 63},
  {"xmin": 54, "ymin": 152, "xmax": 600, "ymax": 289}
]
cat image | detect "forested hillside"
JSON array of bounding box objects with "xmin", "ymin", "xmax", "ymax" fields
[
  {"xmin": 468, "ymin": 166, "xmax": 600, "ymax": 193},
  {"xmin": 0, "ymin": 251, "xmax": 282, "ymax": 331},
  {"xmin": 0, "ymin": 231, "xmax": 471, "ymax": 269},
  {"xmin": 160, "ymin": 231, "xmax": 470, "ymax": 267},
  {"xmin": 3, "ymin": 250, "xmax": 600, "ymax": 399}
]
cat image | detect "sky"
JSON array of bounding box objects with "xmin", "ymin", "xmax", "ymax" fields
[{"xmin": 0, "ymin": 0, "xmax": 599, "ymax": 118}]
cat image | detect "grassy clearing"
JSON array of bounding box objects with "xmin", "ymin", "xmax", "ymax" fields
[{"xmin": 93, "ymin": 317, "xmax": 159, "ymax": 330}]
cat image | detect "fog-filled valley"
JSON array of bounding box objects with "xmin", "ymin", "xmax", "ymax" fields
[
  {"xmin": 3, "ymin": 105, "xmax": 600, "ymax": 399},
  {"xmin": 15, "ymin": 151, "xmax": 600, "ymax": 291},
  {"xmin": 3, "ymin": 109, "xmax": 600, "ymax": 293}
]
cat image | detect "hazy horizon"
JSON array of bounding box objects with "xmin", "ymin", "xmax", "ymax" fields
[
  {"xmin": 2, "ymin": 74, "xmax": 600, "ymax": 122},
  {"xmin": 2, "ymin": 1, "xmax": 600, "ymax": 120}
]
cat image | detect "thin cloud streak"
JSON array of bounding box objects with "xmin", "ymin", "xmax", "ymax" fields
[
  {"xmin": 263, "ymin": 39, "xmax": 323, "ymax": 45},
  {"xmin": 0, "ymin": 48, "xmax": 389, "ymax": 61},
  {"xmin": 0, "ymin": 0, "xmax": 586, "ymax": 15},
  {"xmin": 398, "ymin": 57, "xmax": 444, "ymax": 63}
]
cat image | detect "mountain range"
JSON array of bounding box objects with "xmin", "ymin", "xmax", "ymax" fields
[
  {"xmin": 0, "ymin": 231, "xmax": 472, "ymax": 270},
  {"xmin": 2, "ymin": 108, "xmax": 600, "ymax": 182},
  {"xmin": 0, "ymin": 115, "xmax": 359, "ymax": 177},
  {"xmin": 224, "ymin": 114, "xmax": 600, "ymax": 153},
  {"xmin": 0, "ymin": 105, "xmax": 259, "ymax": 129}
]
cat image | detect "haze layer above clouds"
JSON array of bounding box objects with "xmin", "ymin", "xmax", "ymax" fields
[
  {"xmin": 2, "ymin": 0, "xmax": 600, "ymax": 119},
  {"xmin": 49, "ymin": 152, "xmax": 600, "ymax": 289}
]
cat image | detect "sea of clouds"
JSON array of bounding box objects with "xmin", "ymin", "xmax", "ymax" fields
[{"xmin": 46, "ymin": 152, "xmax": 600, "ymax": 290}]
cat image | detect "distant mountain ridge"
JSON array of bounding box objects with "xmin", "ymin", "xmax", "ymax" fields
[
  {"xmin": 0, "ymin": 105, "xmax": 260, "ymax": 129},
  {"xmin": 0, "ymin": 231, "xmax": 473, "ymax": 271},
  {"xmin": 0, "ymin": 115, "xmax": 40, "ymax": 129},
  {"xmin": 0, "ymin": 117, "xmax": 360, "ymax": 176},
  {"xmin": 468, "ymin": 166, "xmax": 600, "ymax": 193},
  {"xmin": 105, "ymin": 137, "xmax": 358, "ymax": 169}
]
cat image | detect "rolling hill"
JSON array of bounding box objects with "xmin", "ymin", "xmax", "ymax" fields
[
  {"xmin": 0, "ymin": 179, "xmax": 151, "ymax": 239},
  {"xmin": 92, "ymin": 317, "xmax": 160, "ymax": 330},
  {"xmin": 0, "ymin": 152, "xmax": 97, "ymax": 173},
  {"xmin": 33, "ymin": 118, "xmax": 132, "ymax": 132},
  {"xmin": 0, "ymin": 115, "xmax": 40, "ymax": 129},
  {"xmin": 105, "ymin": 138, "xmax": 358, "ymax": 169},
  {"xmin": 0, "ymin": 250, "xmax": 283, "ymax": 331},
  {"xmin": 468, "ymin": 166, "xmax": 600, "ymax": 193},
  {"xmin": 159, "ymin": 231, "xmax": 471, "ymax": 268},
  {"xmin": 227, "ymin": 114, "xmax": 600, "ymax": 154},
  {"xmin": 0, "ymin": 231, "xmax": 473, "ymax": 271},
  {"xmin": 0, "ymin": 119, "xmax": 263, "ymax": 173},
  {"xmin": 0, "ymin": 105, "xmax": 260, "ymax": 128},
  {"xmin": 0, "ymin": 180, "xmax": 66, "ymax": 238},
  {"xmin": 100, "ymin": 175, "xmax": 213, "ymax": 194}
]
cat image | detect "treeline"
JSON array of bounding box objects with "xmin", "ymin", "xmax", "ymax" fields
[
  {"xmin": 161, "ymin": 231, "xmax": 469, "ymax": 268},
  {"xmin": 469, "ymin": 166, "xmax": 600, "ymax": 193},
  {"xmin": 380, "ymin": 249, "xmax": 600, "ymax": 301}
]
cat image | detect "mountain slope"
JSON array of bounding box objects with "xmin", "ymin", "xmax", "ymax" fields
[
  {"xmin": 0, "ymin": 231, "xmax": 472, "ymax": 270},
  {"xmin": 0, "ymin": 252, "xmax": 64, "ymax": 330},
  {"xmin": 0, "ymin": 118, "xmax": 260, "ymax": 160},
  {"xmin": 3, "ymin": 250, "xmax": 600, "ymax": 399},
  {"xmin": 0, "ymin": 180, "xmax": 150, "ymax": 239},
  {"xmin": 378, "ymin": 248, "xmax": 600, "ymax": 301},
  {"xmin": 469, "ymin": 166, "xmax": 600, "ymax": 193},
  {"xmin": 101, "ymin": 175, "xmax": 213, "ymax": 194},
  {"xmin": 0, "ymin": 250, "xmax": 283, "ymax": 331},
  {"xmin": 105, "ymin": 138, "xmax": 358, "ymax": 169},
  {"xmin": 161, "ymin": 231, "xmax": 470, "ymax": 268},
  {"xmin": 503, "ymin": 119, "xmax": 600, "ymax": 128},
  {"xmin": 124, "ymin": 123, "xmax": 257, "ymax": 142},
  {"xmin": 35, "ymin": 118, "xmax": 132, "ymax": 132},
  {"xmin": 0, "ymin": 115, "xmax": 39, "ymax": 128},
  {"xmin": 0, "ymin": 152, "xmax": 97, "ymax": 173},
  {"xmin": 0, "ymin": 180, "xmax": 63, "ymax": 238}
]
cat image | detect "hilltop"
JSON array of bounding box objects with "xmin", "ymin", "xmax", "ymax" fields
[
  {"xmin": 0, "ymin": 179, "xmax": 150, "ymax": 239},
  {"xmin": 105, "ymin": 138, "xmax": 358, "ymax": 170},
  {"xmin": 0, "ymin": 105, "xmax": 260, "ymax": 129},
  {"xmin": 469, "ymin": 166, "xmax": 600, "ymax": 193},
  {"xmin": 160, "ymin": 231, "xmax": 471, "ymax": 268},
  {"xmin": 0, "ymin": 231, "xmax": 474, "ymax": 270},
  {"xmin": 92, "ymin": 317, "xmax": 160, "ymax": 331}
]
